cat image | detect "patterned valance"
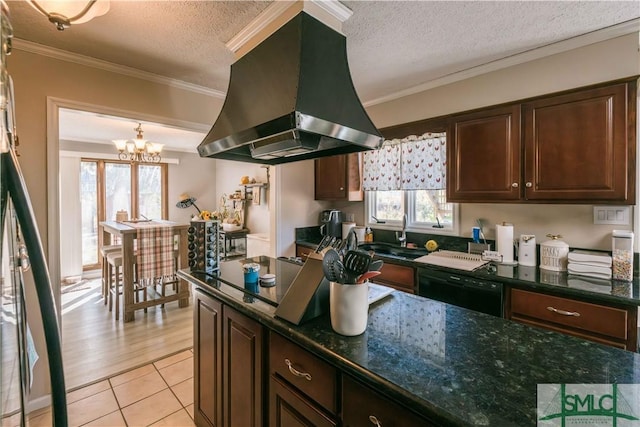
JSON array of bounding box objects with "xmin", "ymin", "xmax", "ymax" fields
[{"xmin": 362, "ymin": 132, "xmax": 446, "ymax": 191}]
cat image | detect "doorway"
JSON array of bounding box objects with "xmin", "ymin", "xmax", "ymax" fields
[{"xmin": 49, "ymin": 100, "xmax": 209, "ymax": 389}]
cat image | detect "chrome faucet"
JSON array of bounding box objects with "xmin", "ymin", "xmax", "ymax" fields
[{"xmin": 396, "ymin": 214, "xmax": 407, "ymax": 247}]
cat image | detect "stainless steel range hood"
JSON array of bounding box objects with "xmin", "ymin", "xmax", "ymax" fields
[{"xmin": 197, "ymin": 12, "xmax": 383, "ymax": 164}]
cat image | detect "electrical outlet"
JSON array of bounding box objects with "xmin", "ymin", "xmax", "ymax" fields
[{"xmin": 593, "ymin": 206, "xmax": 630, "ymax": 225}]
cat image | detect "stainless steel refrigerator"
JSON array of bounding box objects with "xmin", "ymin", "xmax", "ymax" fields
[{"xmin": 1, "ymin": 1, "xmax": 67, "ymax": 425}]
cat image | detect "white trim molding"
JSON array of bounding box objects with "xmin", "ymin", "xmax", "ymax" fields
[
  {"xmin": 363, "ymin": 18, "xmax": 640, "ymax": 107},
  {"xmin": 46, "ymin": 97, "xmax": 207, "ymax": 315},
  {"xmin": 226, "ymin": 0, "xmax": 352, "ymax": 54}
]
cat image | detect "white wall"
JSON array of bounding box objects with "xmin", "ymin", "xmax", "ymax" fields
[
  {"xmin": 214, "ymin": 160, "xmax": 271, "ymax": 234},
  {"xmin": 275, "ymin": 160, "xmax": 326, "ymax": 257}
]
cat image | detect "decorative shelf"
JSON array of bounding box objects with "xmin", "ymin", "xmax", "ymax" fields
[
  {"xmin": 239, "ymin": 182, "xmax": 268, "ymax": 205},
  {"xmin": 239, "ymin": 182, "xmax": 268, "ymax": 189}
]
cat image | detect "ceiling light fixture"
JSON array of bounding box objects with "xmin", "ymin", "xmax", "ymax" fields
[
  {"xmin": 113, "ymin": 123, "xmax": 163, "ymax": 164},
  {"xmin": 26, "ymin": 0, "xmax": 110, "ymax": 31}
]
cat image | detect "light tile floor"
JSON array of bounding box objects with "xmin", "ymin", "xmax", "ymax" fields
[{"xmin": 25, "ymin": 349, "xmax": 195, "ymax": 427}]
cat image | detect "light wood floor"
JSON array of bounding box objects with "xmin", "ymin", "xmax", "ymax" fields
[{"xmin": 61, "ymin": 278, "xmax": 193, "ymax": 391}]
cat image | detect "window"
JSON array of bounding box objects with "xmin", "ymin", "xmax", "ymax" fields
[
  {"xmin": 80, "ymin": 159, "xmax": 168, "ymax": 269},
  {"xmin": 363, "ymin": 131, "xmax": 457, "ymax": 234},
  {"xmin": 366, "ymin": 189, "xmax": 456, "ymax": 233}
]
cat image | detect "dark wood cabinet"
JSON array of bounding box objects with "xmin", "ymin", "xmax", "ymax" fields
[
  {"xmin": 342, "ymin": 376, "xmax": 436, "ymax": 427},
  {"xmin": 507, "ymin": 288, "xmax": 638, "ymax": 350},
  {"xmin": 194, "ymin": 290, "xmax": 223, "ymax": 427},
  {"xmin": 315, "ymin": 153, "xmax": 363, "ymax": 201},
  {"xmin": 447, "ymin": 79, "xmax": 636, "ymax": 204},
  {"xmin": 522, "ymin": 82, "xmax": 634, "ymax": 202},
  {"xmin": 269, "ymin": 332, "xmax": 338, "ymax": 427},
  {"xmin": 374, "ymin": 261, "xmax": 415, "ymax": 294},
  {"xmin": 447, "ymin": 105, "xmax": 521, "ymax": 202},
  {"xmin": 194, "ymin": 290, "xmax": 265, "ymax": 427},
  {"xmin": 223, "ymin": 306, "xmax": 265, "ymax": 427},
  {"xmin": 269, "ymin": 375, "xmax": 337, "ymax": 427}
]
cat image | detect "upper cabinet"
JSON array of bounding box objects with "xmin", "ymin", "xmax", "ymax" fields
[
  {"xmin": 447, "ymin": 79, "xmax": 636, "ymax": 204},
  {"xmin": 522, "ymin": 83, "xmax": 633, "ymax": 203},
  {"xmin": 447, "ymin": 105, "xmax": 521, "ymax": 202},
  {"xmin": 315, "ymin": 153, "xmax": 364, "ymax": 201}
]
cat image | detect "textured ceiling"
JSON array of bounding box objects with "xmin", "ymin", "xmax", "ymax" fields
[{"xmin": 6, "ymin": 1, "xmax": 640, "ymax": 149}]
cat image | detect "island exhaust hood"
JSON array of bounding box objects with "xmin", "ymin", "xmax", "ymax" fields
[{"xmin": 197, "ymin": 12, "xmax": 383, "ymax": 164}]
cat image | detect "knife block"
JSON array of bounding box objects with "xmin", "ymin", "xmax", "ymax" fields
[{"xmin": 274, "ymin": 252, "xmax": 329, "ymax": 325}]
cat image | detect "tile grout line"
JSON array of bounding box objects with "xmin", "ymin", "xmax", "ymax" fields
[{"xmin": 72, "ymin": 353, "xmax": 194, "ymax": 427}]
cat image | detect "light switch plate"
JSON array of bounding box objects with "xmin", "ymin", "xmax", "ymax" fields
[{"xmin": 593, "ymin": 206, "xmax": 630, "ymax": 225}]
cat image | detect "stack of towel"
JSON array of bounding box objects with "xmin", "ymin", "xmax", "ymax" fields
[{"xmin": 567, "ymin": 250, "xmax": 612, "ymax": 279}]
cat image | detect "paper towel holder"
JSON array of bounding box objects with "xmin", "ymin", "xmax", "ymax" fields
[{"xmin": 496, "ymin": 222, "xmax": 519, "ymax": 266}]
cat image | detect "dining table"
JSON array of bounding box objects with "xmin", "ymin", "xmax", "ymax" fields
[{"xmin": 100, "ymin": 220, "xmax": 190, "ymax": 322}]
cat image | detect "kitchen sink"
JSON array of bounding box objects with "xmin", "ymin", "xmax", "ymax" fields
[{"xmin": 358, "ymin": 242, "xmax": 428, "ymax": 260}]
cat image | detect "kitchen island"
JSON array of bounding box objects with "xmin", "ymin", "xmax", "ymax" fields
[{"xmin": 179, "ymin": 257, "xmax": 640, "ymax": 426}]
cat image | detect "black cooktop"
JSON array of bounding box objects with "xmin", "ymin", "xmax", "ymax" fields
[{"xmin": 209, "ymin": 256, "xmax": 303, "ymax": 306}]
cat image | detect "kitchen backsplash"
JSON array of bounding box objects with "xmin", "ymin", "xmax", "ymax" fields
[{"xmin": 294, "ymin": 226, "xmax": 640, "ymax": 276}]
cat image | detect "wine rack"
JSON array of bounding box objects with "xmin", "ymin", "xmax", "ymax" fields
[{"xmin": 187, "ymin": 220, "xmax": 220, "ymax": 275}]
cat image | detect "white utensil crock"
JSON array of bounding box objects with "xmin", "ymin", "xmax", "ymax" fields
[{"xmin": 330, "ymin": 281, "xmax": 369, "ymax": 336}]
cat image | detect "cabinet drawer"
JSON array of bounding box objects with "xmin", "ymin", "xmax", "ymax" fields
[
  {"xmin": 270, "ymin": 332, "xmax": 337, "ymax": 415},
  {"xmin": 343, "ymin": 376, "xmax": 435, "ymax": 427},
  {"xmin": 376, "ymin": 262, "xmax": 415, "ymax": 293},
  {"xmin": 269, "ymin": 375, "xmax": 337, "ymax": 427},
  {"xmin": 510, "ymin": 289, "xmax": 628, "ymax": 340}
]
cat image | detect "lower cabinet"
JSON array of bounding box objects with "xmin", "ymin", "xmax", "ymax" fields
[
  {"xmin": 507, "ymin": 288, "xmax": 638, "ymax": 350},
  {"xmin": 374, "ymin": 261, "xmax": 415, "ymax": 294},
  {"xmin": 342, "ymin": 376, "xmax": 436, "ymax": 426},
  {"xmin": 194, "ymin": 289, "xmax": 265, "ymax": 427},
  {"xmin": 270, "ymin": 376, "xmax": 337, "ymax": 427},
  {"xmin": 194, "ymin": 290, "xmax": 222, "ymax": 427},
  {"xmin": 269, "ymin": 332, "xmax": 338, "ymax": 427},
  {"xmin": 194, "ymin": 288, "xmax": 439, "ymax": 427},
  {"xmin": 223, "ymin": 305, "xmax": 264, "ymax": 427}
]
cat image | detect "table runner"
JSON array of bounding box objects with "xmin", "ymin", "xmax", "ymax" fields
[{"xmin": 130, "ymin": 222, "xmax": 176, "ymax": 283}]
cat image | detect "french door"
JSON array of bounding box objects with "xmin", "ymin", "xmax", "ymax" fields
[{"xmin": 80, "ymin": 159, "xmax": 167, "ymax": 270}]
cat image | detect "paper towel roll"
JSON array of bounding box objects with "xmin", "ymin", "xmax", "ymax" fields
[
  {"xmin": 353, "ymin": 226, "xmax": 366, "ymax": 244},
  {"xmin": 342, "ymin": 222, "xmax": 356, "ymax": 239},
  {"xmin": 496, "ymin": 223, "xmax": 515, "ymax": 264}
]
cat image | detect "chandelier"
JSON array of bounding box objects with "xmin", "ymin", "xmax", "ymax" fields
[
  {"xmin": 112, "ymin": 123, "xmax": 163, "ymax": 164},
  {"xmin": 26, "ymin": 0, "xmax": 110, "ymax": 31}
]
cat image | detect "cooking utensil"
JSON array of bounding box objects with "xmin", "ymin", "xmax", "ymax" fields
[
  {"xmin": 322, "ymin": 248, "xmax": 346, "ymax": 283},
  {"xmin": 343, "ymin": 249, "xmax": 372, "ymax": 282},
  {"xmin": 346, "ymin": 228, "xmax": 358, "ymax": 251},
  {"xmin": 368, "ymin": 259, "xmax": 384, "ymax": 271},
  {"xmin": 356, "ymin": 270, "xmax": 381, "ymax": 284},
  {"xmin": 316, "ymin": 235, "xmax": 330, "ymax": 253}
]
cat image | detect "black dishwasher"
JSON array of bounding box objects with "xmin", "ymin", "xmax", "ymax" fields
[{"xmin": 417, "ymin": 268, "xmax": 504, "ymax": 317}]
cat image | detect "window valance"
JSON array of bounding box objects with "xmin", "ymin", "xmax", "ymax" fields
[{"xmin": 362, "ymin": 132, "xmax": 446, "ymax": 191}]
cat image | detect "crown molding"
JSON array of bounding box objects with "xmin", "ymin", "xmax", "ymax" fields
[
  {"xmin": 311, "ymin": 0, "xmax": 352, "ymax": 23},
  {"xmin": 225, "ymin": 1, "xmax": 295, "ymax": 53},
  {"xmin": 226, "ymin": 0, "xmax": 351, "ymax": 53},
  {"xmin": 12, "ymin": 38, "xmax": 225, "ymax": 99},
  {"xmin": 363, "ymin": 18, "xmax": 640, "ymax": 107}
]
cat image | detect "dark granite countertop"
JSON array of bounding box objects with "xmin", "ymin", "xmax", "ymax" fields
[
  {"xmin": 179, "ymin": 261, "xmax": 640, "ymax": 426},
  {"xmin": 295, "ymin": 238, "xmax": 640, "ymax": 307}
]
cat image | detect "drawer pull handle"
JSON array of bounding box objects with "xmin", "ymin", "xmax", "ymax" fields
[
  {"xmin": 284, "ymin": 359, "xmax": 312, "ymax": 381},
  {"xmin": 369, "ymin": 415, "xmax": 382, "ymax": 426},
  {"xmin": 547, "ymin": 306, "xmax": 580, "ymax": 317}
]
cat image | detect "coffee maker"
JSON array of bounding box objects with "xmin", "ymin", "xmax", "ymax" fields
[{"xmin": 319, "ymin": 210, "xmax": 343, "ymax": 238}]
